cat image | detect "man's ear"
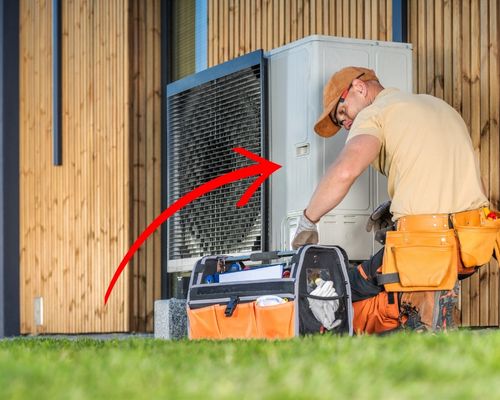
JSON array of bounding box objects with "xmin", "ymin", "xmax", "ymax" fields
[{"xmin": 351, "ymin": 79, "xmax": 368, "ymax": 97}]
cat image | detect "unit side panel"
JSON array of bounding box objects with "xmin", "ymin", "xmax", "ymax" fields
[{"xmin": 269, "ymin": 38, "xmax": 412, "ymax": 260}]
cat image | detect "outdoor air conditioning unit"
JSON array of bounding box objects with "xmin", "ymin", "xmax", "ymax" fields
[
  {"xmin": 166, "ymin": 35, "xmax": 412, "ymax": 273},
  {"xmin": 268, "ymin": 36, "xmax": 412, "ymax": 260}
]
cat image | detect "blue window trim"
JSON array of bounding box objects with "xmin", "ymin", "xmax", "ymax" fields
[
  {"xmin": 392, "ymin": 0, "xmax": 408, "ymax": 43},
  {"xmin": 52, "ymin": 0, "xmax": 62, "ymax": 165},
  {"xmin": 195, "ymin": 0, "xmax": 207, "ymax": 72}
]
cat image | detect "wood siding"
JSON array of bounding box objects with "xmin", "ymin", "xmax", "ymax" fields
[
  {"xmin": 209, "ymin": 0, "xmax": 500, "ymax": 326},
  {"xmin": 408, "ymin": 0, "xmax": 500, "ymax": 327},
  {"xmin": 18, "ymin": 0, "xmax": 499, "ymax": 333},
  {"xmin": 208, "ymin": 0, "xmax": 393, "ymax": 66},
  {"xmin": 20, "ymin": 0, "xmax": 163, "ymax": 334},
  {"xmin": 20, "ymin": 0, "xmax": 131, "ymax": 333},
  {"xmin": 129, "ymin": 0, "xmax": 162, "ymax": 332}
]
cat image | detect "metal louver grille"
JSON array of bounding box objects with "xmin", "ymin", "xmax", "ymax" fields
[{"xmin": 167, "ymin": 51, "xmax": 267, "ymax": 261}]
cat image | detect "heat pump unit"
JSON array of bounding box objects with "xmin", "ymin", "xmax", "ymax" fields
[
  {"xmin": 268, "ymin": 36, "xmax": 412, "ymax": 260},
  {"xmin": 166, "ymin": 52, "xmax": 268, "ymax": 273},
  {"xmin": 166, "ymin": 35, "xmax": 412, "ymax": 273}
]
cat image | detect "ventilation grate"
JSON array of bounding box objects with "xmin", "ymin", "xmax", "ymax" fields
[{"xmin": 167, "ymin": 52, "xmax": 267, "ymax": 261}]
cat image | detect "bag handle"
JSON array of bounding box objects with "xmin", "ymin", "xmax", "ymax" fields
[{"xmin": 224, "ymin": 251, "xmax": 296, "ymax": 263}]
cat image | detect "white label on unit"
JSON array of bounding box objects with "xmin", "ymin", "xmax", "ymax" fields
[{"xmin": 34, "ymin": 297, "xmax": 43, "ymax": 326}]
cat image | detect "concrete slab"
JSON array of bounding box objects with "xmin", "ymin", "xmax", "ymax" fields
[{"xmin": 154, "ymin": 299, "xmax": 188, "ymax": 340}]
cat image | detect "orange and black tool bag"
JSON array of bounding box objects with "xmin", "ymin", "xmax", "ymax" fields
[{"xmin": 186, "ymin": 245, "xmax": 354, "ymax": 339}]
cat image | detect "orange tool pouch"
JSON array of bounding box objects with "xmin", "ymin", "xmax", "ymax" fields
[
  {"xmin": 188, "ymin": 300, "xmax": 295, "ymax": 340},
  {"xmin": 378, "ymin": 209, "xmax": 500, "ymax": 292},
  {"xmin": 378, "ymin": 214, "xmax": 458, "ymax": 292},
  {"xmin": 452, "ymin": 208, "xmax": 500, "ymax": 268}
]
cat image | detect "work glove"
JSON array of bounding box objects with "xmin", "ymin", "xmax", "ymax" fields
[
  {"xmin": 291, "ymin": 211, "xmax": 319, "ymax": 250},
  {"xmin": 366, "ymin": 200, "xmax": 394, "ymax": 245},
  {"xmin": 308, "ymin": 279, "xmax": 341, "ymax": 330}
]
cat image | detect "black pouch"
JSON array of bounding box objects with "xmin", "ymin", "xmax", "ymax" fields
[{"xmin": 292, "ymin": 245, "xmax": 353, "ymax": 336}]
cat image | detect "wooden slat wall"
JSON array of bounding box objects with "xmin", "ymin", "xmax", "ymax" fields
[
  {"xmin": 210, "ymin": 0, "xmax": 500, "ymax": 326},
  {"xmin": 20, "ymin": 0, "xmax": 131, "ymax": 333},
  {"xmin": 129, "ymin": 0, "xmax": 162, "ymax": 332},
  {"xmin": 208, "ymin": 0, "xmax": 392, "ymax": 66},
  {"xmin": 408, "ymin": 0, "xmax": 500, "ymax": 327}
]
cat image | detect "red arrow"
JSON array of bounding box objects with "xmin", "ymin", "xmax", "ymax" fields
[{"xmin": 104, "ymin": 147, "xmax": 281, "ymax": 304}]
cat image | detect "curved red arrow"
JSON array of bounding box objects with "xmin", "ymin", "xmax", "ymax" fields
[{"xmin": 104, "ymin": 147, "xmax": 281, "ymax": 304}]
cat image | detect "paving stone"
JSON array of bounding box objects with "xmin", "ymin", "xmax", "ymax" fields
[{"xmin": 154, "ymin": 299, "xmax": 188, "ymax": 340}]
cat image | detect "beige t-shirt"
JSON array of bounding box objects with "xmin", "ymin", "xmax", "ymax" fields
[{"xmin": 346, "ymin": 88, "xmax": 488, "ymax": 220}]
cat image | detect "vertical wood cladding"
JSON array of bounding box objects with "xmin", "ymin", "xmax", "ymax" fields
[
  {"xmin": 129, "ymin": 0, "xmax": 162, "ymax": 332},
  {"xmin": 408, "ymin": 0, "xmax": 500, "ymax": 327},
  {"xmin": 20, "ymin": 0, "xmax": 162, "ymax": 334},
  {"xmin": 209, "ymin": 0, "xmax": 500, "ymax": 327},
  {"xmin": 208, "ymin": 0, "xmax": 392, "ymax": 66},
  {"xmin": 20, "ymin": 0, "xmax": 131, "ymax": 333},
  {"xmin": 18, "ymin": 0, "xmax": 499, "ymax": 332}
]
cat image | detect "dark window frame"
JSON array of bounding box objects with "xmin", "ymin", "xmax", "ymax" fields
[{"xmin": 0, "ymin": 0, "xmax": 20, "ymax": 338}]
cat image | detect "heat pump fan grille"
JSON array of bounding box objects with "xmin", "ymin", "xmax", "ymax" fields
[{"xmin": 167, "ymin": 52, "xmax": 266, "ymax": 260}]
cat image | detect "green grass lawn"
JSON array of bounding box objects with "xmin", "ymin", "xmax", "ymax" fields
[{"xmin": 1, "ymin": 330, "xmax": 500, "ymax": 400}]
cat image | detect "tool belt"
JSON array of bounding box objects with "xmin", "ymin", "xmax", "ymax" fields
[{"xmin": 377, "ymin": 208, "xmax": 500, "ymax": 292}]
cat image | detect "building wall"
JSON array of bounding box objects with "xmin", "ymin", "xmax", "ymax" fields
[
  {"xmin": 408, "ymin": 0, "xmax": 500, "ymax": 327},
  {"xmin": 208, "ymin": 0, "xmax": 500, "ymax": 327},
  {"xmin": 129, "ymin": 0, "xmax": 162, "ymax": 332},
  {"xmin": 208, "ymin": 0, "xmax": 393, "ymax": 66},
  {"xmin": 18, "ymin": 0, "xmax": 499, "ymax": 333},
  {"xmin": 20, "ymin": 0, "xmax": 132, "ymax": 333},
  {"xmin": 19, "ymin": 0, "xmax": 163, "ymax": 334}
]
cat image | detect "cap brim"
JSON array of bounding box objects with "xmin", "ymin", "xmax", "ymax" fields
[{"xmin": 314, "ymin": 97, "xmax": 342, "ymax": 138}]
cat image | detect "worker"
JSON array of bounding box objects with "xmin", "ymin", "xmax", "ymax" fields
[{"xmin": 292, "ymin": 66, "xmax": 493, "ymax": 333}]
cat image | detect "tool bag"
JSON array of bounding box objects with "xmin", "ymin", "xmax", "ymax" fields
[{"xmin": 186, "ymin": 245, "xmax": 353, "ymax": 339}]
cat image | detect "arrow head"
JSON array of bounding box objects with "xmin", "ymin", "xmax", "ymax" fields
[
  {"xmin": 232, "ymin": 147, "xmax": 282, "ymax": 207},
  {"xmin": 104, "ymin": 146, "xmax": 281, "ymax": 304}
]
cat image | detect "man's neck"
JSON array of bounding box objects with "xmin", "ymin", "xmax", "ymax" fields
[{"xmin": 366, "ymin": 84, "xmax": 385, "ymax": 105}]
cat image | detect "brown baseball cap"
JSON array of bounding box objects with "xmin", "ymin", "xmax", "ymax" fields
[{"xmin": 314, "ymin": 66, "xmax": 379, "ymax": 137}]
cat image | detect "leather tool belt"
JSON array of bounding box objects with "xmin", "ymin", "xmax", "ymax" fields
[{"xmin": 378, "ymin": 208, "xmax": 500, "ymax": 292}]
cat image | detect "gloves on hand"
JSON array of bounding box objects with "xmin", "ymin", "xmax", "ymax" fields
[
  {"xmin": 366, "ymin": 200, "xmax": 394, "ymax": 245},
  {"xmin": 291, "ymin": 211, "xmax": 319, "ymax": 250}
]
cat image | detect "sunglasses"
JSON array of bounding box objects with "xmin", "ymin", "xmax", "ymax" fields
[{"xmin": 331, "ymin": 73, "xmax": 365, "ymax": 127}]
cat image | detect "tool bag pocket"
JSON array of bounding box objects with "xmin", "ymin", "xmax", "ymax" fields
[
  {"xmin": 381, "ymin": 230, "xmax": 457, "ymax": 292},
  {"xmin": 453, "ymin": 210, "xmax": 499, "ymax": 268},
  {"xmin": 188, "ymin": 302, "xmax": 257, "ymax": 339},
  {"xmin": 294, "ymin": 246, "xmax": 353, "ymax": 335},
  {"xmin": 255, "ymin": 301, "xmax": 295, "ymax": 338},
  {"xmin": 187, "ymin": 305, "xmax": 222, "ymax": 339},
  {"xmin": 188, "ymin": 301, "xmax": 294, "ymax": 340}
]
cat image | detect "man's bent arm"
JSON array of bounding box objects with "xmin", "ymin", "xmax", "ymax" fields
[{"xmin": 305, "ymin": 134, "xmax": 381, "ymax": 222}]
